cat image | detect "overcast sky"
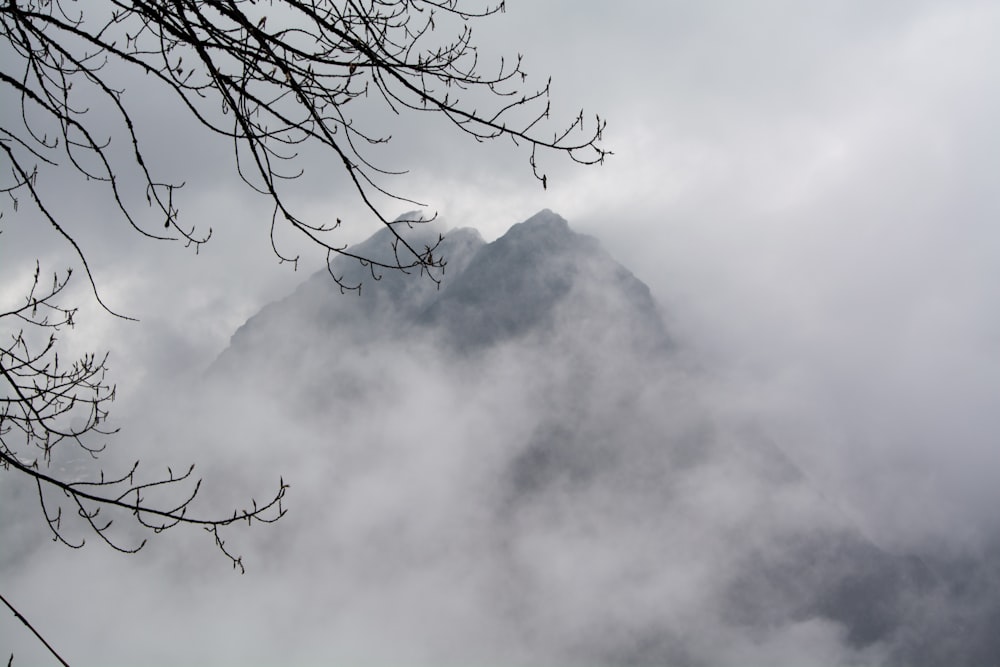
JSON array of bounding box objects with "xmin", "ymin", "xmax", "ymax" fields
[
  {"xmin": 473, "ymin": 0, "xmax": 1000, "ymax": 550},
  {"xmin": 3, "ymin": 0, "xmax": 1000, "ymax": 663}
]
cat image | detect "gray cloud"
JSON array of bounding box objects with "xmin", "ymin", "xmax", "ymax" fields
[
  {"xmin": 7, "ymin": 212, "xmax": 998, "ymax": 665},
  {"xmin": 4, "ymin": 2, "xmax": 1000, "ymax": 665}
]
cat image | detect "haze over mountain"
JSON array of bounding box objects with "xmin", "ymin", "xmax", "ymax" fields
[
  {"xmin": 202, "ymin": 210, "xmax": 1000, "ymax": 666},
  {"xmin": 4, "ymin": 1, "xmax": 999, "ymax": 662},
  {"xmin": 3, "ymin": 211, "xmax": 997, "ymax": 665}
]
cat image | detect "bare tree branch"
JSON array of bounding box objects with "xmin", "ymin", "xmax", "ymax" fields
[
  {"xmin": 1, "ymin": 0, "xmax": 609, "ymax": 296},
  {"xmin": 0, "ymin": 3, "xmax": 607, "ymax": 661},
  {"xmin": 1, "ymin": 591, "xmax": 72, "ymax": 667},
  {"xmin": 0, "ymin": 265, "xmax": 288, "ymax": 573}
]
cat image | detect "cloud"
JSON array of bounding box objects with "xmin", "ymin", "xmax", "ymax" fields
[{"xmin": 5, "ymin": 2, "xmax": 1000, "ymax": 665}]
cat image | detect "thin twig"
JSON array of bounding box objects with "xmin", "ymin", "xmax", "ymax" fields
[{"xmin": 0, "ymin": 592, "xmax": 72, "ymax": 667}]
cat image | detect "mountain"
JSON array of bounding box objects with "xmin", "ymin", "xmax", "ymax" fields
[
  {"xmin": 216, "ymin": 209, "xmax": 668, "ymax": 367},
  {"xmin": 209, "ymin": 210, "xmax": 999, "ymax": 666}
]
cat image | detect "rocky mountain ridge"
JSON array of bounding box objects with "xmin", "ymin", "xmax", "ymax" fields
[{"xmin": 209, "ymin": 210, "xmax": 1000, "ymax": 666}]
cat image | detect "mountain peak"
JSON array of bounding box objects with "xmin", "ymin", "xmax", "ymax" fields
[
  {"xmin": 202, "ymin": 210, "xmax": 993, "ymax": 665},
  {"xmin": 420, "ymin": 211, "xmax": 666, "ymax": 350},
  {"xmin": 519, "ymin": 208, "xmax": 569, "ymax": 229},
  {"xmin": 216, "ymin": 211, "xmax": 669, "ymax": 369},
  {"xmin": 496, "ymin": 209, "xmax": 581, "ymax": 252}
]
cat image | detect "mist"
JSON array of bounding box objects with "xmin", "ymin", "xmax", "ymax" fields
[
  {"xmin": 4, "ymin": 211, "xmax": 998, "ymax": 665},
  {"xmin": 4, "ymin": 1, "xmax": 1000, "ymax": 665}
]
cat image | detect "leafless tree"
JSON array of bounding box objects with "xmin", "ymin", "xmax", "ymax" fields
[
  {"xmin": 0, "ymin": 0, "xmax": 607, "ymax": 544},
  {"xmin": 0, "ymin": 263, "xmax": 288, "ymax": 567},
  {"xmin": 0, "ymin": 263, "xmax": 288, "ymax": 663},
  {"xmin": 1, "ymin": 0, "xmax": 608, "ymax": 295},
  {"xmin": 1, "ymin": 2, "xmax": 606, "ymax": 661}
]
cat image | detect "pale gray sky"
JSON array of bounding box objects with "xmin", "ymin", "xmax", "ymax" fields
[{"xmin": 3, "ymin": 1, "xmax": 1000, "ymax": 663}]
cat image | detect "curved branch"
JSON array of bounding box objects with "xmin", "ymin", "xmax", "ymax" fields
[
  {"xmin": 0, "ymin": 266, "xmax": 287, "ymax": 573},
  {"xmin": 1, "ymin": 0, "xmax": 608, "ymax": 295}
]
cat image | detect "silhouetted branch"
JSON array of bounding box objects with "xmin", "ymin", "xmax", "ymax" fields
[
  {"xmin": 0, "ymin": 265, "xmax": 287, "ymax": 573},
  {"xmin": 1, "ymin": 592, "xmax": 71, "ymax": 667},
  {"xmin": 0, "ymin": 4, "xmax": 608, "ymax": 661},
  {"xmin": 1, "ymin": 0, "xmax": 609, "ymax": 296}
]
